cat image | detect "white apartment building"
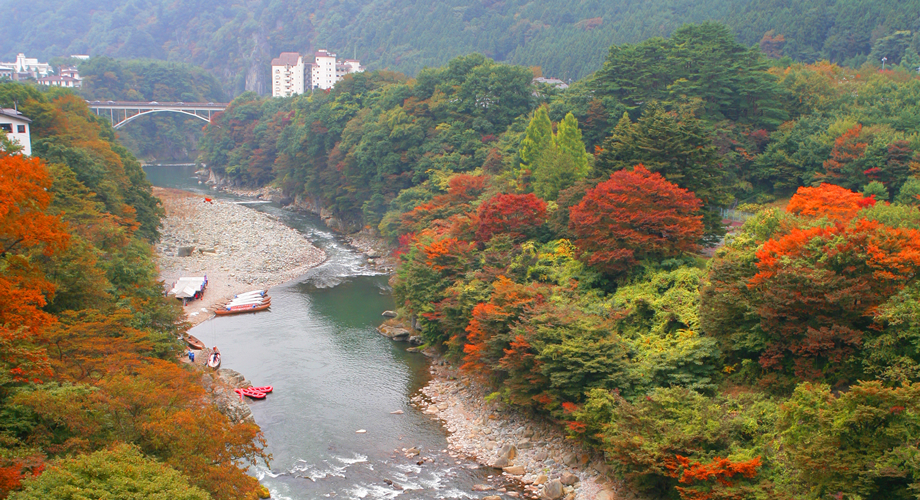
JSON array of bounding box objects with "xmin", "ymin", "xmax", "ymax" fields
[
  {"xmin": 271, "ymin": 52, "xmax": 306, "ymax": 98},
  {"xmin": 0, "ymin": 108, "xmax": 32, "ymax": 156},
  {"xmin": 271, "ymin": 50, "xmax": 364, "ymax": 96},
  {"xmin": 311, "ymin": 50, "xmax": 338, "ymax": 90}
]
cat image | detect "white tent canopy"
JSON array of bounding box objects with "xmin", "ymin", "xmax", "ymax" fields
[{"xmin": 168, "ymin": 277, "xmax": 207, "ymax": 299}]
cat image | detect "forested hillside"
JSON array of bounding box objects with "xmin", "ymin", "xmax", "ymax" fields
[
  {"xmin": 195, "ymin": 22, "xmax": 920, "ymax": 498},
  {"xmin": 0, "ymin": 83, "xmax": 267, "ymax": 499},
  {"xmin": 3, "ymin": 0, "xmax": 920, "ymax": 94}
]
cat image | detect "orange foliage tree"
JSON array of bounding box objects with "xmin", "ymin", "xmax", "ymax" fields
[
  {"xmin": 667, "ymin": 455, "xmax": 763, "ymax": 500},
  {"xmin": 749, "ymin": 218, "xmax": 920, "ymax": 379},
  {"xmin": 400, "ymin": 174, "xmax": 488, "ymax": 235},
  {"xmin": 785, "ymin": 183, "xmax": 875, "ymax": 222},
  {"xmin": 462, "ymin": 277, "xmax": 545, "ymax": 378},
  {"xmin": 569, "ymin": 165, "xmax": 703, "ymax": 274},
  {"xmin": 0, "ymin": 152, "xmax": 70, "ymax": 385}
]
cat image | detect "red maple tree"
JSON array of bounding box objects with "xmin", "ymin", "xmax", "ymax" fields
[
  {"xmin": 475, "ymin": 193, "xmax": 547, "ymax": 242},
  {"xmin": 569, "ymin": 165, "xmax": 703, "ymax": 273}
]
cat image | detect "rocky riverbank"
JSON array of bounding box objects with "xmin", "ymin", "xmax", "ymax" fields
[
  {"xmin": 415, "ymin": 359, "xmax": 627, "ymax": 500},
  {"xmin": 154, "ymin": 187, "xmax": 326, "ymax": 326}
]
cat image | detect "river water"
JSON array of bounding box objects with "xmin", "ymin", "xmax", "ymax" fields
[{"xmin": 144, "ymin": 166, "xmax": 493, "ymax": 500}]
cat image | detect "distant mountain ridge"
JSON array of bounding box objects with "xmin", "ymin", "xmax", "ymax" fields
[{"xmin": 2, "ymin": 0, "xmax": 919, "ymax": 96}]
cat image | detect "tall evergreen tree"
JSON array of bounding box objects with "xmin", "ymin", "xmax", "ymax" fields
[{"xmin": 519, "ymin": 106, "xmax": 553, "ymax": 177}]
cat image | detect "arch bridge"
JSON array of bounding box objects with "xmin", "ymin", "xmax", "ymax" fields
[{"xmin": 86, "ymin": 101, "xmax": 228, "ymax": 129}]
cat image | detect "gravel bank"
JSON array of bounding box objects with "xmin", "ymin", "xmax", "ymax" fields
[
  {"xmin": 154, "ymin": 187, "xmax": 326, "ymax": 326},
  {"xmin": 416, "ymin": 359, "xmax": 626, "ymax": 500}
]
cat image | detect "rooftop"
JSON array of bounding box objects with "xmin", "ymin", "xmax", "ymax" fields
[
  {"xmin": 0, "ymin": 108, "xmax": 31, "ymax": 122},
  {"xmin": 271, "ymin": 52, "xmax": 302, "ymax": 67}
]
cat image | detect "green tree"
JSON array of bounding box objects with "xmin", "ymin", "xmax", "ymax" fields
[
  {"xmin": 896, "ymin": 177, "xmax": 920, "ymax": 205},
  {"xmin": 518, "ymin": 106, "xmax": 553, "ymax": 183},
  {"xmin": 528, "ymin": 112, "xmax": 592, "ymax": 201},
  {"xmin": 10, "ymin": 444, "xmax": 211, "ymax": 500},
  {"xmin": 862, "ymin": 180, "xmax": 888, "ymax": 200}
]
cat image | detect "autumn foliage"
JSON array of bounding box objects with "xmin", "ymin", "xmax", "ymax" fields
[
  {"xmin": 749, "ymin": 217, "xmax": 920, "ymax": 379},
  {"xmin": 475, "ymin": 193, "xmax": 547, "ymax": 242},
  {"xmin": 820, "ymin": 124, "xmax": 867, "ymax": 185},
  {"xmin": 667, "ymin": 455, "xmax": 763, "ymax": 500},
  {"xmin": 786, "ymin": 182, "xmax": 875, "ymax": 222},
  {"xmin": 462, "ymin": 277, "xmax": 545, "ymax": 376},
  {"xmin": 569, "ymin": 165, "xmax": 703, "ymax": 273}
]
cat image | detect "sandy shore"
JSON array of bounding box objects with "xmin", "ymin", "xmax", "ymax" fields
[{"xmin": 154, "ymin": 187, "xmax": 326, "ymax": 326}]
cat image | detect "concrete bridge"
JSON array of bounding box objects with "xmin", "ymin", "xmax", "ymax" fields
[{"xmin": 86, "ymin": 100, "xmax": 228, "ymax": 129}]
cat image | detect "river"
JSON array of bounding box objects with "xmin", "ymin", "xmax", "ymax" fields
[{"xmin": 144, "ymin": 166, "xmax": 494, "ymax": 500}]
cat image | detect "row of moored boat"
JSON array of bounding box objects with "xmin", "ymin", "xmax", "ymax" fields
[{"xmin": 215, "ymin": 289, "xmax": 271, "ymax": 315}]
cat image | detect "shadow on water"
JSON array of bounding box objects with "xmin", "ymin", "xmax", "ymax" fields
[{"xmin": 149, "ymin": 166, "xmax": 496, "ymax": 499}]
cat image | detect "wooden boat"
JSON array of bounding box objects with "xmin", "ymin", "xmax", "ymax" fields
[
  {"xmin": 215, "ymin": 301, "xmax": 271, "ymax": 316},
  {"xmin": 186, "ymin": 335, "xmax": 206, "ymax": 350},
  {"xmin": 207, "ymin": 347, "xmax": 221, "ymax": 369}
]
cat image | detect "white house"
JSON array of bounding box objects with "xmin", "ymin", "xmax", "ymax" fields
[
  {"xmin": 38, "ymin": 75, "xmax": 82, "ymax": 88},
  {"xmin": 271, "ymin": 52, "xmax": 306, "ymax": 97},
  {"xmin": 0, "ymin": 108, "xmax": 32, "ymax": 156},
  {"xmin": 12, "ymin": 53, "xmax": 51, "ymax": 78}
]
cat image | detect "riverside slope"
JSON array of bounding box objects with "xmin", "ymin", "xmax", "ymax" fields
[{"xmin": 154, "ymin": 187, "xmax": 326, "ymax": 325}]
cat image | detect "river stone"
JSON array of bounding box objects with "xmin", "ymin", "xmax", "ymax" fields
[
  {"xmin": 382, "ymin": 310, "xmax": 398, "ymax": 318},
  {"xmin": 534, "ymin": 450, "xmax": 547, "ymax": 461},
  {"xmin": 471, "ymin": 484, "xmax": 493, "ymax": 491},
  {"xmin": 491, "ymin": 456, "xmax": 511, "ymax": 468},
  {"xmin": 408, "ymin": 335, "xmax": 423, "ymax": 346},
  {"xmin": 596, "ymin": 490, "xmax": 616, "ymax": 500},
  {"xmin": 541, "ymin": 479, "xmax": 565, "ymax": 500},
  {"xmin": 533, "ymin": 474, "xmax": 548, "ymax": 485},
  {"xmin": 482, "ymin": 496, "xmax": 502, "ymax": 500},
  {"xmin": 517, "ymin": 438, "xmax": 532, "ymax": 449},
  {"xmin": 560, "ymin": 472, "xmax": 579, "ymax": 485},
  {"xmin": 177, "ymin": 246, "xmax": 196, "ymax": 257},
  {"xmin": 503, "ymin": 465, "xmax": 526, "ymax": 475},
  {"xmin": 562, "ymin": 453, "xmax": 578, "ymax": 467},
  {"xmin": 498, "ymin": 443, "xmax": 517, "ymax": 461}
]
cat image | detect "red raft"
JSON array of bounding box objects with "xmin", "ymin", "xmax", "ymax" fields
[{"xmin": 235, "ymin": 386, "xmax": 274, "ymax": 400}]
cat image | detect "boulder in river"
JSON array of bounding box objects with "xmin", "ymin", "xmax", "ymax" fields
[
  {"xmin": 377, "ymin": 324, "xmax": 410, "ymax": 341},
  {"xmin": 382, "ymin": 310, "xmax": 398, "ymax": 318}
]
